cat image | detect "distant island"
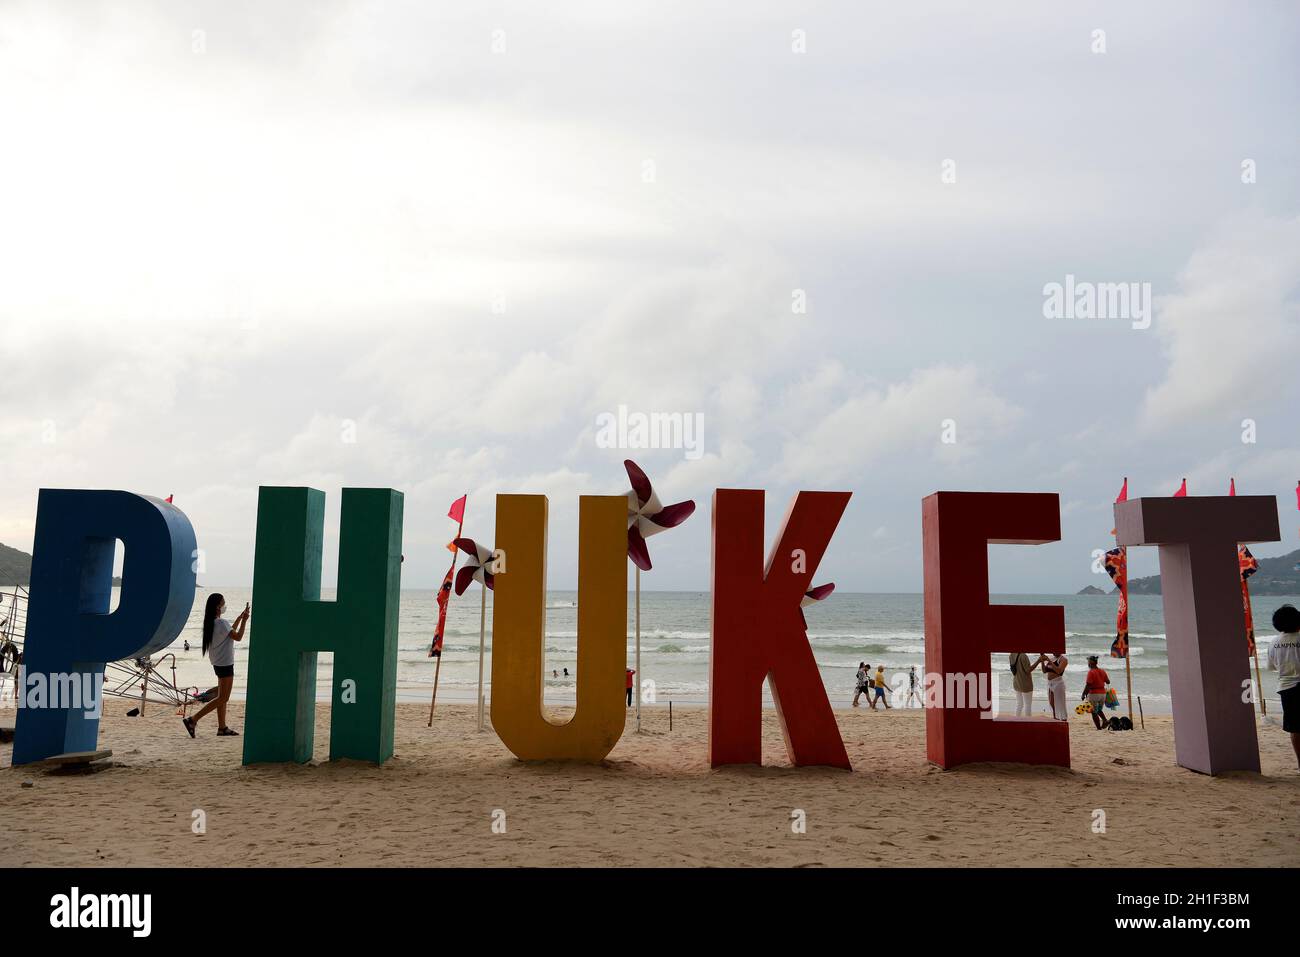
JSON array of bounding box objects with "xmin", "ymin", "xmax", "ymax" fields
[
  {"xmin": 0, "ymin": 542, "xmax": 32, "ymax": 586},
  {"xmin": 1128, "ymin": 548, "xmax": 1300, "ymax": 596},
  {"xmin": 1076, "ymin": 584, "xmax": 1109, "ymax": 596},
  {"xmin": 0, "ymin": 542, "xmax": 122, "ymax": 587}
]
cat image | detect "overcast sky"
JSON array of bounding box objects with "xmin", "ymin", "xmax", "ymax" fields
[{"xmin": 1, "ymin": 1, "xmax": 1297, "ymax": 593}]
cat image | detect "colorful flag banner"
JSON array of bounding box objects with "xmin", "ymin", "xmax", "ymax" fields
[
  {"xmin": 1239, "ymin": 545, "xmax": 1259, "ymax": 657},
  {"xmin": 1228, "ymin": 479, "xmax": 1260, "ymax": 656},
  {"xmin": 1104, "ymin": 547, "xmax": 1129, "ymax": 658},
  {"xmin": 430, "ymin": 567, "xmax": 453, "ymax": 658}
]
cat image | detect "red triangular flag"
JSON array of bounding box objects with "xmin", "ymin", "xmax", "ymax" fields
[
  {"xmin": 1173, "ymin": 478, "xmax": 1187, "ymax": 497},
  {"xmin": 1109, "ymin": 477, "xmax": 1128, "ymax": 536},
  {"xmin": 448, "ymin": 494, "xmax": 467, "ymax": 524}
]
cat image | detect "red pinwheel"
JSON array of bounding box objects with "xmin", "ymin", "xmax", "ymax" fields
[
  {"xmin": 799, "ymin": 582, "xmax": 834, "ymax": 627},
  {"xmin": 452, "ymin": 538, "xmax": 496, "ymax": 594},
  {"xmin": 802, "ymin": 582, "xmax": 835, "ymax": 606},
  {"xmin": 624, "ymin": 459, "xmax": 695, "ymax": 571}
]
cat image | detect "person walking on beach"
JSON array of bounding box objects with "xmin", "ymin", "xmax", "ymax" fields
[
  {"xmin": 853, "ymin": 662, "xmax": 869, "ymax": 707},
  {"xmin": 1081, "ymin": 654, "xmax": 1111, "ymax": 731},
  {"xmin": 1009, "ymin": 651, "xmax": 1038, "ymax": 717},
  {"xmin": 873, "ymin": 665, "xmax": 893, "ymax": 709},
  {"xmin": 905, "ymin": 665, "xmax": 924, "ymax": 708},
  {"xmin": 184, "ymin": 593, "xmax": 249, "ymax": 738},
  {"xmin": 1267, "ymin": 604, "xmax": 1300, "ymax": 771},
  {"xmin": 625, "ymin": 668, "xmax": 636, "ymax": 707},
  {"xmin": 1040, "ymin": 651, "xmax": 1069, "ymax": 720},
  {"xmin": 861, "ymin": 664, "xmax": 879, "ymax": 709}
]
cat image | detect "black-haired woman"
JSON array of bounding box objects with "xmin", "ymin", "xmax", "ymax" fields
[{"xmin": 184, "ymin": 593, "xmax": 249, "ymax": 738}]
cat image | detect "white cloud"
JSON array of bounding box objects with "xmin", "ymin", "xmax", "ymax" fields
[
  {"xmin": 1141, "ymin": 213, "xmax": 1300, "ymax": 431},
  {"xmin": 775, "ymin": 364, "xmax": 1022, "ymax": 482}
]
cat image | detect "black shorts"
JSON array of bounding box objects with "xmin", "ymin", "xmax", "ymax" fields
[
  {"xmin": 1281, "ymin": 684, "xmax": 1299, "ymax": 733},
  {"xmin": 214, "ymin": 664, "xmax": 235, "ymax": 679}
]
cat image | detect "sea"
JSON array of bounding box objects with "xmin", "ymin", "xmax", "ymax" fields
[{"xmin": 128, "ymin": 588, "xmax": 1299, "ymax": 716}]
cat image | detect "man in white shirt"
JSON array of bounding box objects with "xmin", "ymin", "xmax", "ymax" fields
[{"xmin": 1267, "ymin": 604, "xmax": 1300, "ymax": 771}]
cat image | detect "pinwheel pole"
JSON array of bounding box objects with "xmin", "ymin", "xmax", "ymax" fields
[
  {"xmin": 622, "ymin": 459, "xmax": 696, "ymax": 736},
  {"xmin": 450, "ymin": 536, "xmax": 494, "ymax": 732},
  {"xmin": 635, "ymin": 566, "xmax": 642, "ymax": 733},
  {"xmin": 476, "ymin": 584, "xmax": 487, "ymax": 732}
]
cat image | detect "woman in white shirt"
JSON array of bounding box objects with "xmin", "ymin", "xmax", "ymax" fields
[{"xmin": 183, "ymin": 593, "xmax": 249, "ymax": 738}]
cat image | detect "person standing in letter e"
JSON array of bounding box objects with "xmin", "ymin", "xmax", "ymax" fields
[{"xmin": 1010, "ymin": 651, "xmax": 1038, "ymax": 717}]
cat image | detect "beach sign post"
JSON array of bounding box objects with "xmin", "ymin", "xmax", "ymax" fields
[
  {"xmin": 242, "ymin": 487, "xmax": 404, "ymax": 765},
  {"xmin": 622, "ymin": 460, "xmax": 696, "ymax": 734},
  {"xmin": 450, "ymin": 535, "xmax": 496, "ymax": 732},
  {"xmin": 488, "ymin": 494, "xmax": 628, "ymax": 760},
  {"xmin": 1114, "ymin": 493, "xmax": 1279, "ymax": 774},
  {"xmin": 12, "ymin": 490, "xmax": 197, "ymax": 765}
]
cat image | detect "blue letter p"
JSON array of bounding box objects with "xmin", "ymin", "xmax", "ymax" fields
[{"xmin": 12, "ymin": 490, "xmax": 196, "ymax": 765}]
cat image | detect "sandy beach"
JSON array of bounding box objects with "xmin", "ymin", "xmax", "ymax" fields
[{"xmin": 3, "ymin": 702, "xmax": 1297, "ymax": 868}]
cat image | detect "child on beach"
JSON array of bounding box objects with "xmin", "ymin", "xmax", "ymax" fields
[
  {"xmin": 1267, "ymin": 605, "xmax": 1300, "ymax": 771},
  {"xmin": 625, "ymin": 668, "xmax": 636, "ymax": 707},
  {"xmin": 184, "ymin": 593, "xmax": 249, "ymax": 738},
  {"xmin": 1081, "ymin": 655, "xmax": 1110, "ymax": 731}
]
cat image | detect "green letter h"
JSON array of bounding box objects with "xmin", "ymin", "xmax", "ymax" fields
[{"xmin": 242, "ymin": 487, "xmax": 403, "ymax": 765}]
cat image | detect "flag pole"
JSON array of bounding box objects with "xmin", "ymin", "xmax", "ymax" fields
[
  {"xmin": 428, "ymin": 656, "xmax": 442, "ymax": 726},
  {"xmin": 476, "ymin": 584, "xmax": 487, "ymax": 732},
  {"xmin": 1124, "ymin": 650, "xmax": 1134, "ymax": 726},
  {"xmin": 1253, "ymin": 647, "xmax": 1266, "ymax": 716},
  {"xmin": 1230, "ymin": 478, "xmax": 1266, "ymax": 717},
  {"xmin": 428, "ymin": 505, "xmax": 465, "ymax": 727},
  {"xmin": 635, "ymin": 565, "xmax": 642, "ymax": 733},
  {"xmin": 1114, "ymin": 477, "xmax": 1133, "ymax": 725}
]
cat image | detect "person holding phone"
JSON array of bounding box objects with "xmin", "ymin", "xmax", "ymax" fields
[{"xmin": 184, "ymin": 593, "xmax": 249, "ymax": 737}]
